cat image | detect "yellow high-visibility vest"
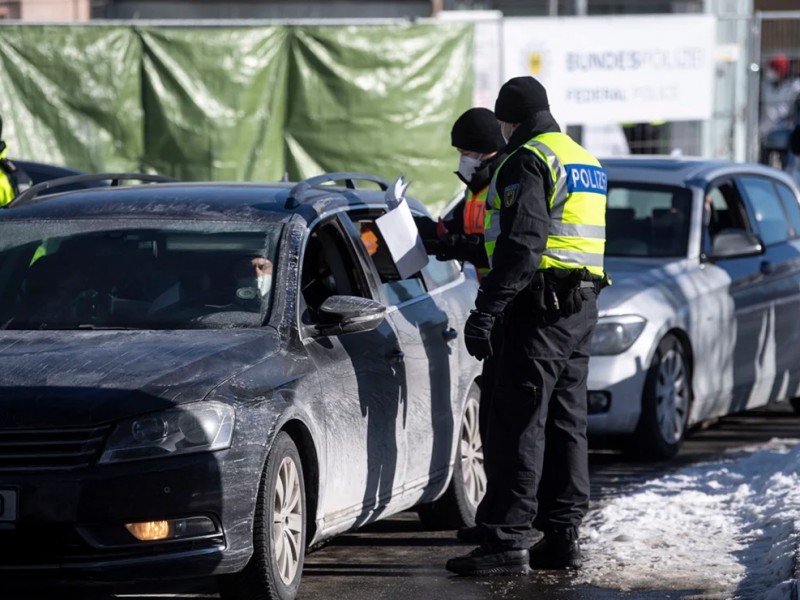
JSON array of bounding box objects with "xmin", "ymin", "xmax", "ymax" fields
[
  {"xmin": 484, "ymin": 132, "xmax": 607, "ymax": 278},
  {"xmin": 0, "ymin": 146, "xmax": 15, "ymax": 208}
]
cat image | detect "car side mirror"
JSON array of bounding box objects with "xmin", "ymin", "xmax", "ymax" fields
[
  {"xmin": 710, "ymin": 229, "xmax": 764, "ymax": 259},
  {"xmin": 315, "ymin": 295, "xmax": 386, "ymax": 336}
]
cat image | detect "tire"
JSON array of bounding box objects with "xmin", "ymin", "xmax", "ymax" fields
[
  {"xmin": 417, "ymin": 382, "xmax": 486, "ymax": 530},
  {"xmin": 219, "ymin": 432, "xmax": 306, "ymax": 600},
  {"xmin": 629, "ymin": 333, "xmax": 692, "ymax": 460}
]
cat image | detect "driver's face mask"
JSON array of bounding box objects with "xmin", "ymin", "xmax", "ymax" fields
[{"xmin": 256, "ymin": 274, "xmax": 272, "ymax": 297}]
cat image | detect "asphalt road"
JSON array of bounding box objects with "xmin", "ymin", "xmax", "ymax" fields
[{"xmin": 8, "ymin": 403, "xmax": 800, "ymax": 600}]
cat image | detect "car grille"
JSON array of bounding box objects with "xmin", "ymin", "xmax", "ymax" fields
[{"xmin": 0, "ymin": 426, "xmax": 110, "ymax": 472}]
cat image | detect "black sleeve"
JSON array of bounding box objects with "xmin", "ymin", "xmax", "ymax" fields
[
  {"xmin": 413, "ymin": 215, "xmax": 439, "ymax": 242},
  {"xmin": 443, "ymin": 195, "xmax": 467, "ymax": 234},
  {"xmin": 437, "ymin": 234, "xmax": 489, "ymax": 268},
  {"xmin": 475, "ymin": 151, "xmax": 551, "ymax": 315}
]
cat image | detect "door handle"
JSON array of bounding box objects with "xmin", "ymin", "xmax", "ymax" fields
[
  {"xmin": 760, "ymin": 261, "xmax": 777, "ymax": 275},
  {"xmin": 442, "ymin": 327, "xmax": 459, "ymax": 342},
  {"xmin": 386, "ymin": 349, "xmax": 405, "ymax": 363}
]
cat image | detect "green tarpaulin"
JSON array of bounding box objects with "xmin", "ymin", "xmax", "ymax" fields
[{"xmin": 0, "ymin": 23, "xmax": 474, "ymax": 207}]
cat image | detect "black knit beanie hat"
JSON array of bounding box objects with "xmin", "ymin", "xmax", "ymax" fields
[
  {"xmin": 450, "ymin": 107, "xmax": 506, "ymax": 154},
  {"xmin": 494, "ymin": 76, "xmax": 549, "ymax": 123}
]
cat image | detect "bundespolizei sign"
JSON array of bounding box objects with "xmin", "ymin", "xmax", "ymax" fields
[{"xmin": 502, "ymin": 15, "xmax": 716, "ymax": 125}]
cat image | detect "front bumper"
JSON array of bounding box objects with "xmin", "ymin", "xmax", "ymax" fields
[
  {"xmin": 587, "ymin": 351, "xmax": 649, "ymax": 435},
  {"xmin": 0, "ymin": 444, "xmax": 263, "ymax": 581}
]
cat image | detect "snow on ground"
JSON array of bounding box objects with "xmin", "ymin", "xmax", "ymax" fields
[{"xmin": 577, "ymin": 438, "xmax": 800, "ymax": 598}]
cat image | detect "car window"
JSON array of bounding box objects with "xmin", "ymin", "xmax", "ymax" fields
[
  {"xmin": 705, "ymin": 181, "xmax": 751, "ymax": 237},
  {"xmin": 0, "ymin": 224, "xmax": 280, "ymax": 330},
  {"xmin": 422, "ymin": 257, "xmax": 460, "ymax": 290},
  {"xmin": 300, "ymin": 219, "xmax": 372, "ymax": 315},
  {"xmin": 738, "ymin": 176, "xmax": 790, "ymax": 246},
  {"xmin": 605, "ymin": 183, "xmax": 692, "ymax": 257},
  {"xmin": 383, "ymin": 279, "xmax": 427, "ymax": 305},
  {"xmin": 775, "ymin": 181, "xmax": 800, "ymax": 238},
  {"xmin": 350, "ymin": 212, "xmax": 427, "ymax": 306}
]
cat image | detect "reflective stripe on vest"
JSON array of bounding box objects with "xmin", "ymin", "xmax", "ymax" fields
[
  {"xmin": 0, "ymin": 147, "xmax": 15, "ymax": 208},
  {"xmin": 484, "ymin": 131, "xmax": 607, "ymax": 278},
  {"xmin": 463, "ymin": 185, "xmax": 488, "ymax": 235}
]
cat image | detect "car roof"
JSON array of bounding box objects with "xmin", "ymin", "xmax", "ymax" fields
[
  {"xmin": 600, "ymin": 155, "xmax": 793, "ymax": 187},
  {"xmin": 0, "ymin": 180, "xmax": 431, "ymax": 224}
]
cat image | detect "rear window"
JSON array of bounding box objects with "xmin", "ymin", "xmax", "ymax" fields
[{"xmin": 605, "ymin": 183, "xmax": 692, "ymax": 257}]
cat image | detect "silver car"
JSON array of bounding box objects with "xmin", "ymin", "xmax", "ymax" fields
[{"xmin": 589, "ymin": 157, "xmax": 800, "ymax": 459}]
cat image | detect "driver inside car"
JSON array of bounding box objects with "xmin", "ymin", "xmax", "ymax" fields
[{"xmin": 233, "ymin": 254, "xmax": 274, "ymax": 305}]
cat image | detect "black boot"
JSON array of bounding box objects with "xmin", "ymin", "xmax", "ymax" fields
[
  {"xmin": 528, "ymin": 528, "xmax": 582, "ymax": 570},
  {"xmin": 446, "ymin": 545, "xmax": 530, "ymax": 576}
]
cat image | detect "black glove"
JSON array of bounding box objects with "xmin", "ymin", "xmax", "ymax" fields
[
  {"xmin": 422, "ymin": 237, "xmax": 443, "ymax": 255},
  {"xmin": 464, "ymin": 309, "xmax": 496, "ymax": 360}
]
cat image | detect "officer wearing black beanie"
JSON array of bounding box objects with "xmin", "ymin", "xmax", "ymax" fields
[
  {"xmin": 451, "ymin": 107, "xmax": 506, "ymax": 156},
  {"xmin": 447, "ymin": 76, "xmax": 608, "ymax": 577},
  {"xmin": 493, "ymin": 76, "xmax": 550, "ymax": 125},
  {"xmin": 420, "ymin": 107, "xmax": 506, "ymax": 271}
]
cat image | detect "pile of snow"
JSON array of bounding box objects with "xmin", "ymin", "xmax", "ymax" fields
[{"xmin": 578, "ymin": 438, "xmax": 800, "ymax": 598}]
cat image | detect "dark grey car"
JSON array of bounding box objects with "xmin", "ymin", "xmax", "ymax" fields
[{"xmin": 0, "ymin": 174, "xmax": 484, "ymax": 599}]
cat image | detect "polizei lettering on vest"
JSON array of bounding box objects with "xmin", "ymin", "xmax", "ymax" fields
[{"xmin": 566, "ymin": 164, "xmax": 607, "ymax": 194}]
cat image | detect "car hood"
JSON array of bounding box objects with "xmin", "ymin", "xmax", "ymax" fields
[
  {"xmin": 600, "ymin": 257, "xmax": 688, "ymax": 312},
  {"xmin": 0, "ymin": 328, "xmax": 280, "ymax": 428}
]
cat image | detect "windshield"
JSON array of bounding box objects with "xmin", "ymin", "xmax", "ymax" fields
[
  {"xmin": 0, "ymin": 221, "xmax": 282, "ymax": 330},
  {"xmin": 605, "ymin": 183, "xmax": 693, "ymax": 258}
]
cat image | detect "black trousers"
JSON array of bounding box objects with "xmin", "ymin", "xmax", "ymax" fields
[
  {"xmin": 476, "ymin": 288, "xmax": 598, "ymax": 549},
  {"xmin": 474, "ymin": 320, "xmax": 504, "ymax": 526}
]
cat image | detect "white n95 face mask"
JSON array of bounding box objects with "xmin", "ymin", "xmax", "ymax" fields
[
  {"xmin": 458, "ymin": 155, "xmax": 482, "ymax": 181},
  {"xmin": 257, "ymin": 274, "xmax": 272, "ymax": 297}
]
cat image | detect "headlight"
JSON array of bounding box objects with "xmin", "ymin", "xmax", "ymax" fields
[
  {"xmin": 590, "ymin": 315, "xmax": 647, "ymax": 355},
  {"xmin": 100, "ymin": 402, "xmax": 235, "ymax": 464}
]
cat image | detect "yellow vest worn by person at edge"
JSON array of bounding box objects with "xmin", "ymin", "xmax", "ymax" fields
[
  {"xmin": 0, "ymin": 145, "xmax": 16, "ymax": 208},
  {"xmin": 483, "ymin": 131, "xmax": 607, "ymax": 279}
]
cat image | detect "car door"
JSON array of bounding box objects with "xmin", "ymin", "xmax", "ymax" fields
[
  {"xmin": 736, "ymin": 174, "xmax": 800, "ymax": 405},
  {"xmin": 701, "ymin": 178, "xmax": 767, "ymax": 413},
  {"xmin": 347, "ymin": 209, "xmax": 459, "ymax": 498},
  {"xmin": 298, "ymin": 216, "xmax": 407, "ymax": 528}
]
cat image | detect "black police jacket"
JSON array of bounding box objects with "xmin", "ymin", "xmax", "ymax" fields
[{"xmin": 475, "ymin": 111, "xmax": 560, "ymax": 315}]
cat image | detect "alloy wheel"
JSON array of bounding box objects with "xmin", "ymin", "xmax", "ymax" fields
[
  {"xmin": 272, "ymin": 456, "xmax": 303, "ymax": 585},
  {"xmin": 460, "ymin": 396, "xmax": 486, "ymax": 509},
  {"xmin": 654, "ymin": 346, "xmax": 689, "ymax": 445}
]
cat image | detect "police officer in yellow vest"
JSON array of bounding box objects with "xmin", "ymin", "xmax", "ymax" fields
[
  {"xmin": 0, "ymin": 116, "xmax": 21, "ymax": 207},
  {"xmin": 446, "ymin": 76, "xmax": 607, "ymax": 576},
  {"xmin": 424, "ymin": 107, "xmax": 505, "ymax": 275}
]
